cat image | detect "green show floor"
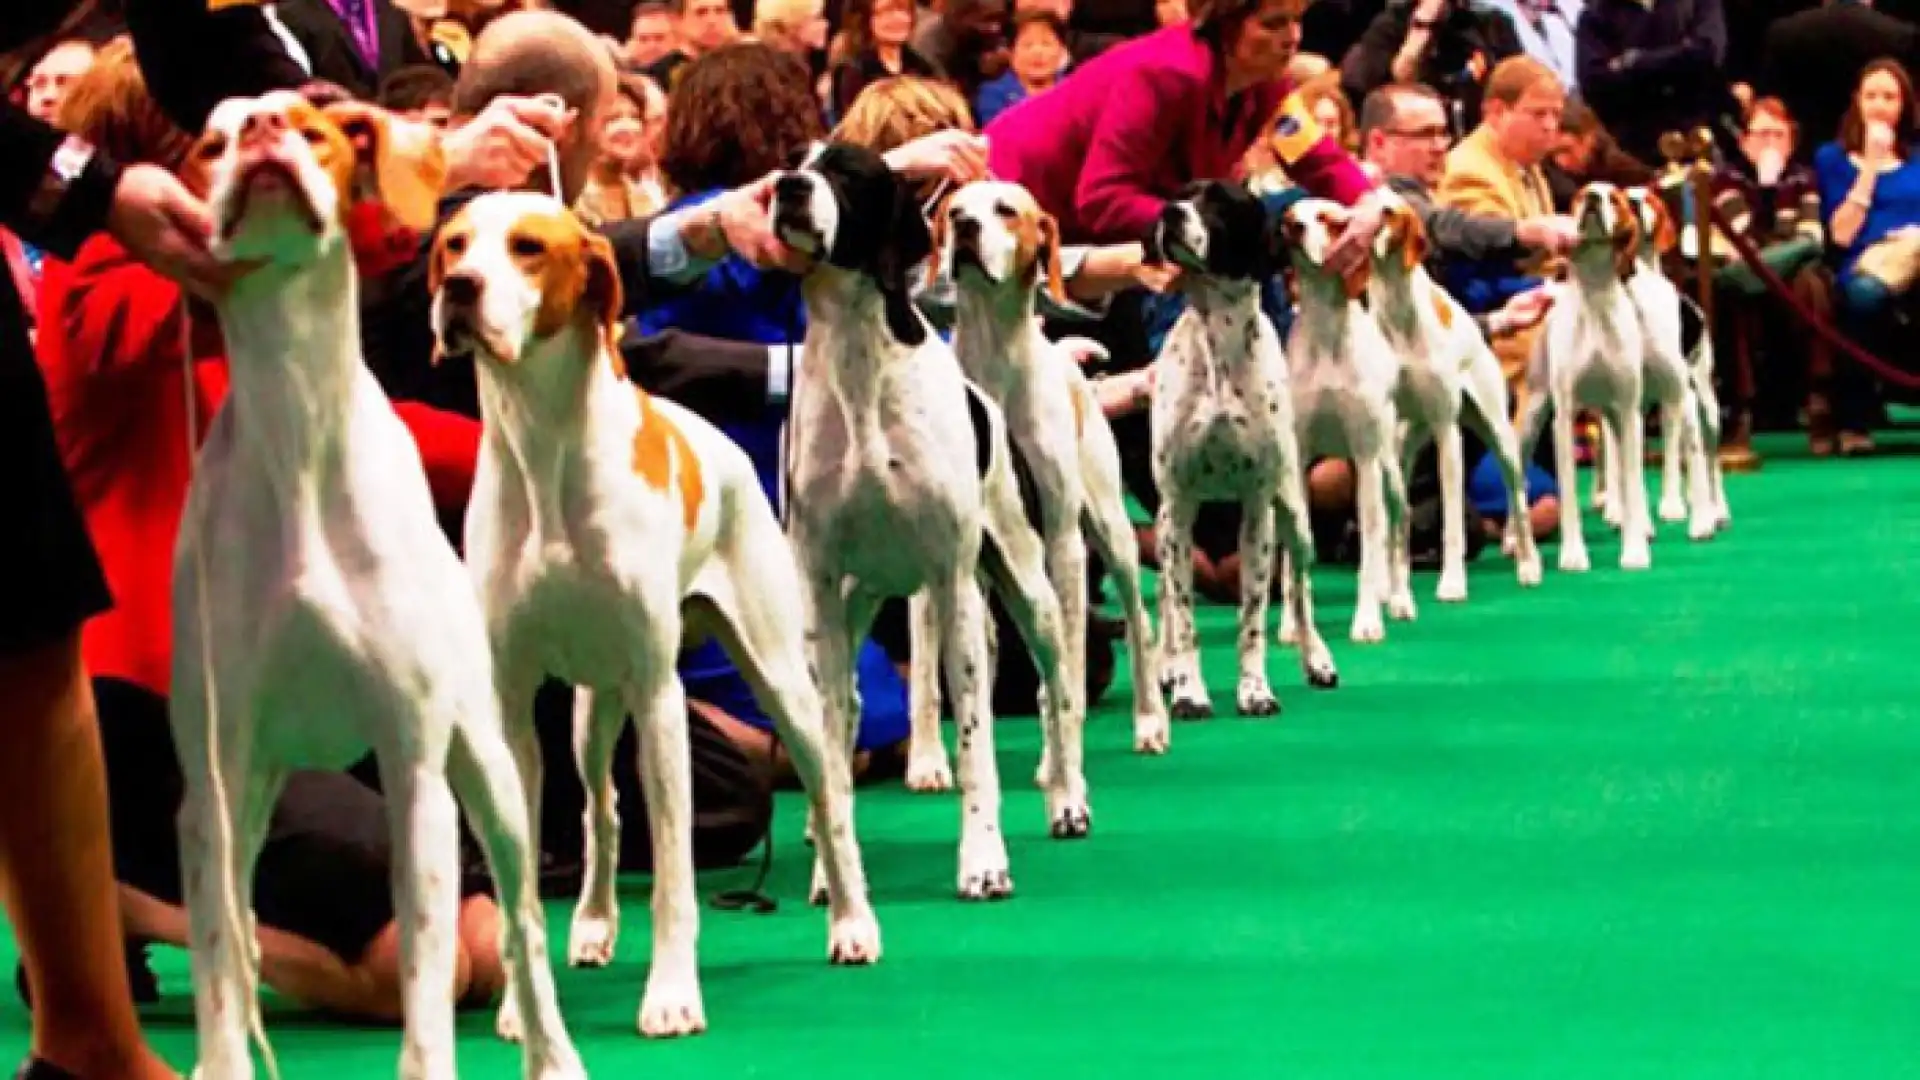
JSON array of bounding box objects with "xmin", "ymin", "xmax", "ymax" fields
[{"xmin": 5, "ymin": 434, "xmax": 1918, "ymax": 1078}]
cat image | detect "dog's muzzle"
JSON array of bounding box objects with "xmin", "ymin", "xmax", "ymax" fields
[
  {"xmin": 950, "ymin": 216, "xmax": 988, "ymax": 276},
  {"xmin": 435, "ymin": 272, "xmax": 484, "ymax": 357},
  {"xmin": 771, "ymin": 175, "xmax": 825, "ymax": 255}
]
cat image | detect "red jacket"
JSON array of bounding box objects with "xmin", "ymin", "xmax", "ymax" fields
[{"xmin": 36, "ymin": 235, "xmax": 482, "ymax": 696}]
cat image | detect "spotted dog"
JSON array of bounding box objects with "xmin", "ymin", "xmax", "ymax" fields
[
  {"xmin": 773, "ymin": 143, "xmax": 1081, "ymax": 900},
  {"xmin": 1284, "ymin": 197, "xmax": 1412, "ymax": 644},
  {"xmin": 928, "ymin": 179, "xmax": 1168, "ymax": 763},
  {"xmin": 1516, "ymin": 182, "xmax": 1655, "ymax": 572},
  {"xmin": 173, "ymin": 94, "xmax": 581, "ymax": 1079},
  {"xmin": 1364, "ymin": 193, "xmax": 1544, "ymax": 599},
  {"xmin": 1148, "ymin": 181, "xmax": 1336, "ymax": 723},
  {"xmin": 432, "ymin": 192, "xmax": 881, "ymax": 1038}
]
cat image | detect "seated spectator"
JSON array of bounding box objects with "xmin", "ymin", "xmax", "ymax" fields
[
  {"xmin": 28, "ymin": 37, "xmax": 505, "ymax": 1024},
  {"xmin": 576, "ymin": 73, "xmax": 669, "ymax": 224},
  {"xmin": 1437, "ymin": 55, "xmax": 1561, "ymax": 383},
  {"xmin": 973, "ymin": 9, "xmax": 1070, "ymax": 125},
  {"xmin": 829, "ymin": 0, "xmax": 942, "ymax": 119},
  {"xmin": 1340, "ymin": 0, "xmax": 1523, "ymax": 135},
  {"xmin": 646, "ymin": 0, "xmax": 742, "ymax": 88},
  {"xmin": 1543, "ymin": 98, "xmax": 1653, "ymax": 210},
  {"xmin": 1712, "ymin": 96, "xmax": 1834, "ymax": 455},
  {"xmin": 376, "ymin": 62, "xmax": 455, "ymax": 126},
  {"xmin": 1814, "ymin": 58, "xmax": 1920, "ymax": 456}
]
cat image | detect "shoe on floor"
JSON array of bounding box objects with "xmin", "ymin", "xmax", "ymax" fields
[{"xmin": 15, "ymin": 1058, "xmax": 80, "ymax": 1080}]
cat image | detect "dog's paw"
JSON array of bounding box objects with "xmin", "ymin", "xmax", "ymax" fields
[
  {"xmin": 1619, "ymin": 544, "xmax": 1652, "ymax": 571},
  {"xmin": 1170, "ymin": 694, "xmax": 1214, "ymax": 720},
  {"xmin": 637, "ymin": 977, "xmax": 707, "ymax": 1039},
  {"xmin": 827, "ymin": 910, "xmax": 882, "ymax": 965},
  {"xmin": 1236, "ymin": 679, "xmax": 1280, "ymax": 717},
  {"xmin": 496, "ymin": 995, "xmax": 525, "ymax": 1044},
  {"xmin": 566, "ymin": 910, "xmax": 618, "ymax": 968},
  {"xmin": 1303, "ymin": 658, "xmax": 1339, "ymax": 690},
  {"xmin": 1435, "ymin": 573, "xmax": 1467, "ymax": 603},
  {"xmin": 958, "ymin": 837, "xmax": 1014, "ymax": 901},
  {"xmin": 1659, "ymin": 496, "xmax": 1688, "ymax": 523},
  {"xmin": 1516, "ymin": 552, "xmax": 1544, "ymax": 587},
  {"xmin": 1349, "ymin": 611, "xmax": 1386, "ymax": 644},
  {"xmin": 957, "ymin": 868, "xmax": 1015, "ymax": 900},
  {"xmin": 528, "ymin": 1048, "xmax": 590, "ymax": 1080},
  {"xmin": 904, "ymin": 752, "xmax": 954, "ymax": 793},
  {"xmin": 1047, "ymin": 799, "xmax": 1092, "ymax": 840},
  {"xmin": 1133, "ymin": 713, "xmax": 1170, "ymax": 755},
  {"xmin": 1388, "ymin": 592, "xmax": 1419, "ymax": 621},
  {"xmin": 1558, "ymin": 547, "xmax": 1590, "ymax": 574},
  {"xmin": 1688, "ymin": 515, "xmax": 1718, "ymax": 542}
]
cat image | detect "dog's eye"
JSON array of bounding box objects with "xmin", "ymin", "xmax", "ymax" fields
[
  {"xmin": 510, "ymin": 236, "xmax": 546, "ymax": 258},
  {"xmin": 197, "ymin": 135, "xmax": 226, "ymax": 161},
  {"xmin": 444, "ymin": 234, "xmax": 468, "ymax": 256},
  {"xmin": 299, "ymin": 126, "xmax": 324, "ymax": 144},
  {"xmin": 993, "ymin": 203, "xmax": 1015, "ymax": 219}
]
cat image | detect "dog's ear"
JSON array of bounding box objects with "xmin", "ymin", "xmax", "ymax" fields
[
  {"xmin": 584, "ymin": 231, "xmax": 627, "ymax": 376},
  {"xmin": 1647, "ymin": 194, "xmax": 1678, "ymax": 255},
  {"xmin": 1609, "ymin": 189, "xmax": 1640, "ymax": 280},
  {"xmin": 323, "ymin": 101, "xmax": 446, "ymax": 234},
  {"xmin": 426, "ymin": 224, "xmax": 456, "ymax": 367},
  {"xmin": 925, "ymin": 190, "xmax": 954, "ymax": 291},
  {"xmin": 1036, "ymin": 212, "xmax": 1066, "ymax": 304},
  {"xmin": 880, "ymin": 180, "xmax": 933, "ymax": 346},
  {"xmin": 1397, "ymin": 206, "xmax": 1429, "ymax": 272}
]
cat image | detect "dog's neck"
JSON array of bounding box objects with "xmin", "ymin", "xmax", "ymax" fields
[
  {"xmin": 1568, "ymin": 241, "xmax": 1629, "ymax": 295},
  {"xmin": 476, "ymin": 326, "xmax": 634, "ymax": 478},
  {"xmin": 211, "ymin": 240, "xmax": 364, "ymax": 504},
  {"xmin": 803, "ymin": 264, "xmax": 924, "ymax": 462},
  {"xmin": 1180, "ymin": 276, "xmax": 1260, "ymax": 321},
  {"xmin": 951, "ymin": 274, "xmax": 1038, "ymax": 393},
  {"xmin": 1292, "ymin": 264, "xmax": 1361, "ymax": 356},
  {"xmin": 1368, "ymin": 261, "xmax": 1424, "ymax": 338}
]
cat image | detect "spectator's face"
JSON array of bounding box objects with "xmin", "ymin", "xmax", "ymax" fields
[
  {"xmin": 1363, "ymin": 94, "xmax": 1450, "ymax": 186},
  {"xmin": 1489, "ymin": 82, "xmax": 1563, "ymax": 167},
  {"xmin": 1742, "ymin": 109, "xmax": 1794, "ymax": 163},
  {"xmin": 680, "ymin": 0, "xmax": 739, "ymax": 53},
  {"xmin": 1312, "ymin": 96, "xmax": 1344, "ymax": 147},
  {"xmin": 1225, "ymin": 0, "xmax": 1305, "ymax": 84},
  {"xmin": 1857, "ymin": 70, "xmax": 1904, "ymax": 128},
  {"xmin": 628, "ymin": 11, "xmax": 676, "ymax": 66},
  {"xmin": 1155, "ymin": 0, "xmax": 1187, "ymax": 24},
  {"xmin": 25, "ymin": 41, "xmax": 95, "ymax": 124},
  {"xmin": 1011, "ymin": 23, "xmax": 1065, "ymax": 83},
  {"xmin": 871, "ymin": 0, "xmax": 916, "ymax": 46},
  {"xmin": 1550, "ymin": 130, "xmax": 1593, "ymax": 173},
  {"xmin": 599, "ymin": 92, "xmax": 646, "ymax": 167}
]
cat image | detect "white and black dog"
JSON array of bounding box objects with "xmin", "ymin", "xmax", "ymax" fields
[
  {"xmin": 1147, "ymin": 180, "xmax": 1336, "ymax": 721},
  {"xmin": 772, "ymin": 143, "xmax": 1084, "ymax": 901}
]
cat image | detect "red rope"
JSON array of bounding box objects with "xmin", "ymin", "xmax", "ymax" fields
[{"xmin": 1705, "ymin": 203, "xmax": 1920, "ymax": 391}]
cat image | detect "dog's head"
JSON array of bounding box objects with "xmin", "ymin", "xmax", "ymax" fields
[
  {"xmin": 1622, "ymin": 186, "xmax": 1677, "ymax": 259},
  {"xmin": 930, "ymin": 180, "xmax": 1065, "ymax": 306},
  {"xmin": 1144, "ymin": 180, "xmax": 1286, "ymax": 282},
  {"xmin": 1369, "ymin": 192, "xmax": 1428, "ymax": 280},
  {"xmin": 427, "ymin": 190, "xmax": 622, "ymax": 371},
  {"xmin": 769, "ymin": 141, "xmax": 932, "ymax": 344},
  {"xmin": 196, "ymin": 92, "xmax": 444, "ymax": 268},
  {"xmin": 1572, "ymin": 181, "xmax": 1641, "ymax": 281},
  {"xmin": 1282, "ymin": 197, "xmax": 1368, "ymax": 301}
]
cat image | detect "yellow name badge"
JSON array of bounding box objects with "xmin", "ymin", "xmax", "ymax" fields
[
  {"xmin": 1269, "ymin": 93, "xmax": 1326, "ymax": 165},
  {"xmin": 207, "ymin": 0, "xmax": 263, "ymax": 8}
]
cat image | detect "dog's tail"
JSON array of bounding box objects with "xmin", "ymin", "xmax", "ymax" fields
[
  {"xmin": 1051, "ymin": 336, "xmax": 1110, "ymax": 367},
  {"xmin": 180, "ymin": 318, "xmax": 283, "ymax": 1080}
]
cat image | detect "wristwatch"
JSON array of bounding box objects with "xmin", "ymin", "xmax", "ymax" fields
[{"xmin": 28, "ymin": 136, "xmax": 97, "ymax": 223}]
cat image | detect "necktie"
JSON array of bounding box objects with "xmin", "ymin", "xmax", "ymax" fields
[{"xmin": 337, "ymin": 0, "xmax": 379, "ymax": 70}]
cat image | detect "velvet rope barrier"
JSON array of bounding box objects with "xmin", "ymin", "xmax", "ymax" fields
[{"xmin": 1705, "ymin": 202, "xmax": 1920, "ymax": 392}]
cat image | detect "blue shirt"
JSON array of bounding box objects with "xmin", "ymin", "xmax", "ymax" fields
[{"xmin": 1813, "ymin": 140, "xmax": 1920, "ymax": 277}]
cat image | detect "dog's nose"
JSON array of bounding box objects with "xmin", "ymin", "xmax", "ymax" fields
[
  {"xmin": 773, "ymin": 174, "xmax": 811, "ymax": 205},
  {"xmin": 238, "ymin": 110, "xmax": 288, "ymax": 152},
  {"xmin": 441, "ymin": 270, "xmax": 484, "ymax": 308},
  {"xmin": 953, "ymin": 215, "xmax": 981, "ymax": 243}
]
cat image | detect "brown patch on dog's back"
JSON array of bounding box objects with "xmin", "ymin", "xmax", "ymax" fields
[
  {"xmin": 1429, "ymin": 293, "xmax": 1453, "ymax": 329},
  {"xmin": 632, "ymin": 391, "xmax": 705, "ymax": 532}
]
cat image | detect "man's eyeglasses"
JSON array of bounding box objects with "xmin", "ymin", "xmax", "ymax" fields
[{"xmin": 1385, "ymin": 126, "xmax": 1451, "ymax": 143}]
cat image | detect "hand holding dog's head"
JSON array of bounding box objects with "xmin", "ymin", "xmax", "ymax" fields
[
  {"xmin": 770, "ymin": 141, "xmax": 932, "ymax": 344},
  {"xmin": 1148, "ymin": 181, "xmax": 1283, "ymax": 282},
  {"xmin": 428, "ymin": 191, "xmax": 622, "ymax": 370}
]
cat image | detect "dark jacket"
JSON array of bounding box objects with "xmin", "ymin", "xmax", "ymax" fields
[
  {"xmin": 1759, "ymin": 2, "xmax": 1920, "ymax": 160},
  {"xmin": 1342, "ymin": 0, "xmax": 1524, "ymax": 135},
  {"xmin": 1387, "ymin": 172, "xmax": 1521, "ymax": 264},
  {"xmin": 274, "ymin": 0, "xmax": 432, "ymax": 102},
  {"xmin": 1576, "ymin": 0, "xmax": 1738, "ymax": 166}
]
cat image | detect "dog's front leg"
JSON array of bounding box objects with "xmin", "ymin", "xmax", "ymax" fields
[
  {"xmin": 1679, "ymin": 390, "xmax": 1718, "ymax": 540},
  {"xmin": 801, "ymin": 575, "xmax": 867, "ymax": 900},
  {"xmin": 904, "ymin": 591, "xmax": 953, "ymax": 792},
  {"xmin": 1658, "ymin": 396, "xmax": 1690, "ymax": 524},
  {"xmin": 1553, "ymin": 396, "xmax": 1590, "ymax": 573},
  {"xmin": 1349, "ymin": 455, "xmax": 1390, "ymax": 643},
  {"xmin": 486, "ymin": 663, "xmax": 544, "ymax": 1045},
  {"xmin": 1154, "ymin": 497, "xmax": 1211, "ymax": 718},
  {"xmin": 1434, "ymin": 422, "xmax": 1469, "ymax": 603},
  {"xmin": 1382, "ymin": 449, "xmax": 1415, "ymax": 623},
  {"xmin": 1273, "ymin": 467, "xmax": 1338, "ymax": 688},
  {"xmin": 1033, "ymin": 520, "xmax": 1088, "ymax": 791},
  {"xmin": 381, "ymin": 754, "xmax": 462, "ymax": 1080},
  {"xmin": 567, "ymin": 686, "xmax": 626, "ymax": 967},
  {"xmin": 1616, "ymin": 402, "xmax": 1654, "ymax": 570},
  {"xmin": 1233, "ymin": 499, "xmax": 1280, "ymax": 716},
  {"xmin": 980, "ymin": 524, "xmax": 1086, "ymax": 840},
  {"xmin": 625, "ymin": 668, "xmax": 706, "ymax": 1037},
  {"xmin": 935, "ymin": 571, "xmax": 1015, "ymax": 898}
]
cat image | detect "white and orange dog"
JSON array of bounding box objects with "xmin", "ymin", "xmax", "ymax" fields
[
  {"xmin": 931, "ymin": 179, "xmax": 1168, "ymax": 759},
  {"xmin": 774, "ymin": 144, "xmax": 1080, "ymax": 899},
  {"xmin": 1365, "ymin": 194, "xmax": 1544, "ymax": 598},
  {"xmin": 1284, "ymin": 197, "xmax": 1412, "ymax": 643},
  {"xmin": 1149, "ymin": 181, "xmax": 1337, "ymax": 720},
  {"xmin": 431, "ymin": 191, "xmax": 880, "ymax": 1038},
  {"xmin": 174, "ymin": 95, "xmax": 581, "ymax": 1079},
  {"xmin": 1517, "ymin": 182, "xmax": 1655, "ymax": 572}
]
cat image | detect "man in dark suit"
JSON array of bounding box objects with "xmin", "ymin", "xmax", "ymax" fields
[
  {"xmin": 1760, "ymin": 0, "xmax": 1920, "ymax": 153},
  {"xmin": 272, "ymin": 0, "xmax": 434, "ymax": 101}
]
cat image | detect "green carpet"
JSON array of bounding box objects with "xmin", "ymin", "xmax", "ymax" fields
[{"xmin": 6, "ymin": 433, "xmax": 1919, "ymax": 1078}]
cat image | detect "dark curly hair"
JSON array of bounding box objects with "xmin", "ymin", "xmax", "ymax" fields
[{"xmin": 659, "ymin": 42, "xmax": 823, "ymax": 195}]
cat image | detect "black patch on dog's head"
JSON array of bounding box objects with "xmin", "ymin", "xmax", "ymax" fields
[
  {"xmin": 783, "ymin": 142, "xmax": 932, "ymax": 347},
  {"xmin": 1148, "ymin": 180, "xmax": 1289, "ymax": 281}
]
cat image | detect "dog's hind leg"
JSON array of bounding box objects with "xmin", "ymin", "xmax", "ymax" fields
[
  {"xmin": 933, "ymin": 568, "xmax": 1016, "ymax": 897},
  {"xmin": 446, "ymin": 711, "xmax": 584, "ymax": 1076},
  {"xmin": 567, "ymin": 687, "xmax": 626, "ymax": 967},
  {"xmin": 904, "ymin": 591, "xmax": 953, "ymax": 792},
  {"xmin": 1614, "ymin": 398, "xmax": 1654, "ymax": 571},
  {"xmin": 1155, "ymin": 497, "xmax": 1211, "ymax": 718},
  {"xmin": 1679, "ymin": 388, "xmax": 1718, "ymax": 541},
  {"xmin": 1658, "ymin": 395, "xmax": 1691, "ymax": 524},
  {"xmin": 1274, "ymin": 466, "xmax": 1337, "ymax": 689},
  {"xmin": 687, "ymin": 561, "xmax": 881, "ymax": 961},
  {"xmin": 378, "ymin": 743, "xmax": 462, "ymax": 1080},
  {"xmin": 1232, "ymin": 499, "xmax": 1280, "ymax": 716},
  {"xmin": 1081, "ymin": 497, "xmax": 1166, "ymax": 754},
  {"xmin": 1430, "ymin": 419, "xmax": 1470, "ymax": 603},
  {"xmin": 1460, "ymin": 378, "xmax": 1542, "ymax": 587},
  {"xmin": 1349, "ymin": 454, "xmax": 1391, "ymax": 643}
]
